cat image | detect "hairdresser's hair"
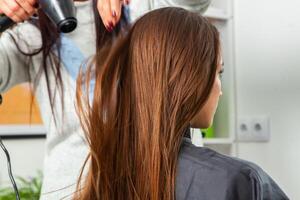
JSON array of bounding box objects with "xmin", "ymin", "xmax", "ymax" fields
[
  {"xmin": 75, "ymin": 7, "xmax": 220, "ymax": 200},
  {"xmin": 9, "ymin": 1, "xmax": 129, "ymax": 124}
]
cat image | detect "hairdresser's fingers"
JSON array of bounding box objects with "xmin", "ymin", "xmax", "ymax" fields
[
  {"xmin": 6, "ymin": 0, "xmax": 31, "ymax": 22},
  {"xmin": 0, "ymin": 0, "xmax": 22, "ymax": 22},
  {"xmin": 110, "ymin": 0, "xmax": 123, "ymax": 25},
  {"xmin": 15, "ymin": 0, "xmax": 37, "ymax": 16},
  {"xmin": 97, "ymin": 0, "xmax": 113, "ymax": 31},
  {"xmin": 0, "ymin": 0, "xmax": 33, "ymax": 22},
  {"xmin": 98, "ymin": 0, "xmax": 124, "ymax": 31}
]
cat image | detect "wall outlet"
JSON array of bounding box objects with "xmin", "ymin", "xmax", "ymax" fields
[{"xmin": 237, "ymin": 116, "xmax": 270, "ymax": 142}]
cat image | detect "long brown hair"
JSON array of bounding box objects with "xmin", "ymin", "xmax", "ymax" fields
[
  {"xmin": 75, "ymin": 7, "xmax": 220, "ymax": 200},
  {"xmin": 9, "ymin": 1, "xmax": 129, "ymax": 123}
]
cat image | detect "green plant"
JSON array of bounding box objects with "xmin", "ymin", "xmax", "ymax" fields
[{"xmin": 0, "ymin": 171, "xmax": 42, "ymax": 200}]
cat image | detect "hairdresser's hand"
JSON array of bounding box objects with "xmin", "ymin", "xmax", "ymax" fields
[
  {"xmin": 0, "ymin": 0, "xmax": 37, "ymax": 22},
  {"xmin": 97, "ymin": 0, "xmax": 130, "ymax": 31}
]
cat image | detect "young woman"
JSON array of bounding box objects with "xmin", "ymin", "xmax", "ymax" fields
[
  {"xmin": 0, "ymin": 0, "xmax": 211, "ymax": 199},
  {"xmin": 75, "ymin": 7, "xmax": 289, "ymax": 200}
]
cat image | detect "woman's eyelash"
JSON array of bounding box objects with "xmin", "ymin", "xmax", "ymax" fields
[{"xmin": 219, "ymin": 69, "xmax": 224, "ymax": 78}]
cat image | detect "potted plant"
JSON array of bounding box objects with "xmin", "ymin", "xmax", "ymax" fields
[{"xmin": 0, "ymin": 172, "xmax": 42, "ymax": 200}]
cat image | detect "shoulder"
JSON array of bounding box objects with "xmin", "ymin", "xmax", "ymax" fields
[
  {"xmin": 153, "ymin": 0, "xmax": 211, "ymax": 13},
  {"xmin": 175, "ymin": 138, "xmax": 289, "ymax": 200},
  {"xmin": 2, "ymin": 21, "xmax": 42, "ymax": 50}
]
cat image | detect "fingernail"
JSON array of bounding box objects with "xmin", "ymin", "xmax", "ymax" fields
[
  {"xmin": 112, "ymin": 10, "xmax": 116, "ymax": 17},
  {"xmin": 106, "ymin": 25, "xmax": 112, "ymax": 32}
]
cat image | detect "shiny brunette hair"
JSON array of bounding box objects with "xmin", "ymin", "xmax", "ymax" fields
[{"xmin": 75, "ymin": 7, "xmax": 220, "ymax": 200}]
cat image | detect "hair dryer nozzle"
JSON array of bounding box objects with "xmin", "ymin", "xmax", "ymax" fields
[
  {"xmin": 58, "ymin": 17, "xmax": 77, "ymax": 33},
  {"xmin": 40, "ymin": 0, "xmax": 77, "ymax": 33}
]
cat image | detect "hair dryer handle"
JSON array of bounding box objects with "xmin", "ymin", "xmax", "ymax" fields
[{"xmin": 0, "ymin": 15, "xmax": 14, "ymax": 33}]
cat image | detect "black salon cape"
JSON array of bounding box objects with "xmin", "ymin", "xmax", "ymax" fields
[{"xmin": 176, "ymin": 138, "xmax": 289, "ymax": 200}]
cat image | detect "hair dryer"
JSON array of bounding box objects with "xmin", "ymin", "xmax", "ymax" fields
[{"xmin": 0, "ymin": 0, "xmax": 77, "ymax": 33}]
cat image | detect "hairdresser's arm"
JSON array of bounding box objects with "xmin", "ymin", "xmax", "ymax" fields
[
  {"xmin": 0, "ymin": 0, "xmax": 37, "ymax": 22},
  {"xmin": 98, "ymin": 0, "xmax": 211, "ymax": 28},
  {"xmin": 97, "ymin": 0, "xmax": 129, "ymax": 30},
  {"xmin": 153, "ymin": 0, "xmax": 211, "ymax": 14},
  {"xmin": 0, "ymin": 30, "xmax": 30, "ymax": 93}
]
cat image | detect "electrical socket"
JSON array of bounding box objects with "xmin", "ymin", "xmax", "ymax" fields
[
  {"xmin": 237, "ymin": 117, "xmax": 251, "ymax": 141},
  {"xmin": 237, "ymin": 116, "xmax": 270, "ymax": 142}
]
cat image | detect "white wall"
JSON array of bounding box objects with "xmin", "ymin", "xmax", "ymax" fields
[
  {"xmin": 0, "ymin": 138, "xmax": 45, "ymax": 186},
  {"xmin": 234, "ymin": 0, "xmax": 300, "ymax": 199}
]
